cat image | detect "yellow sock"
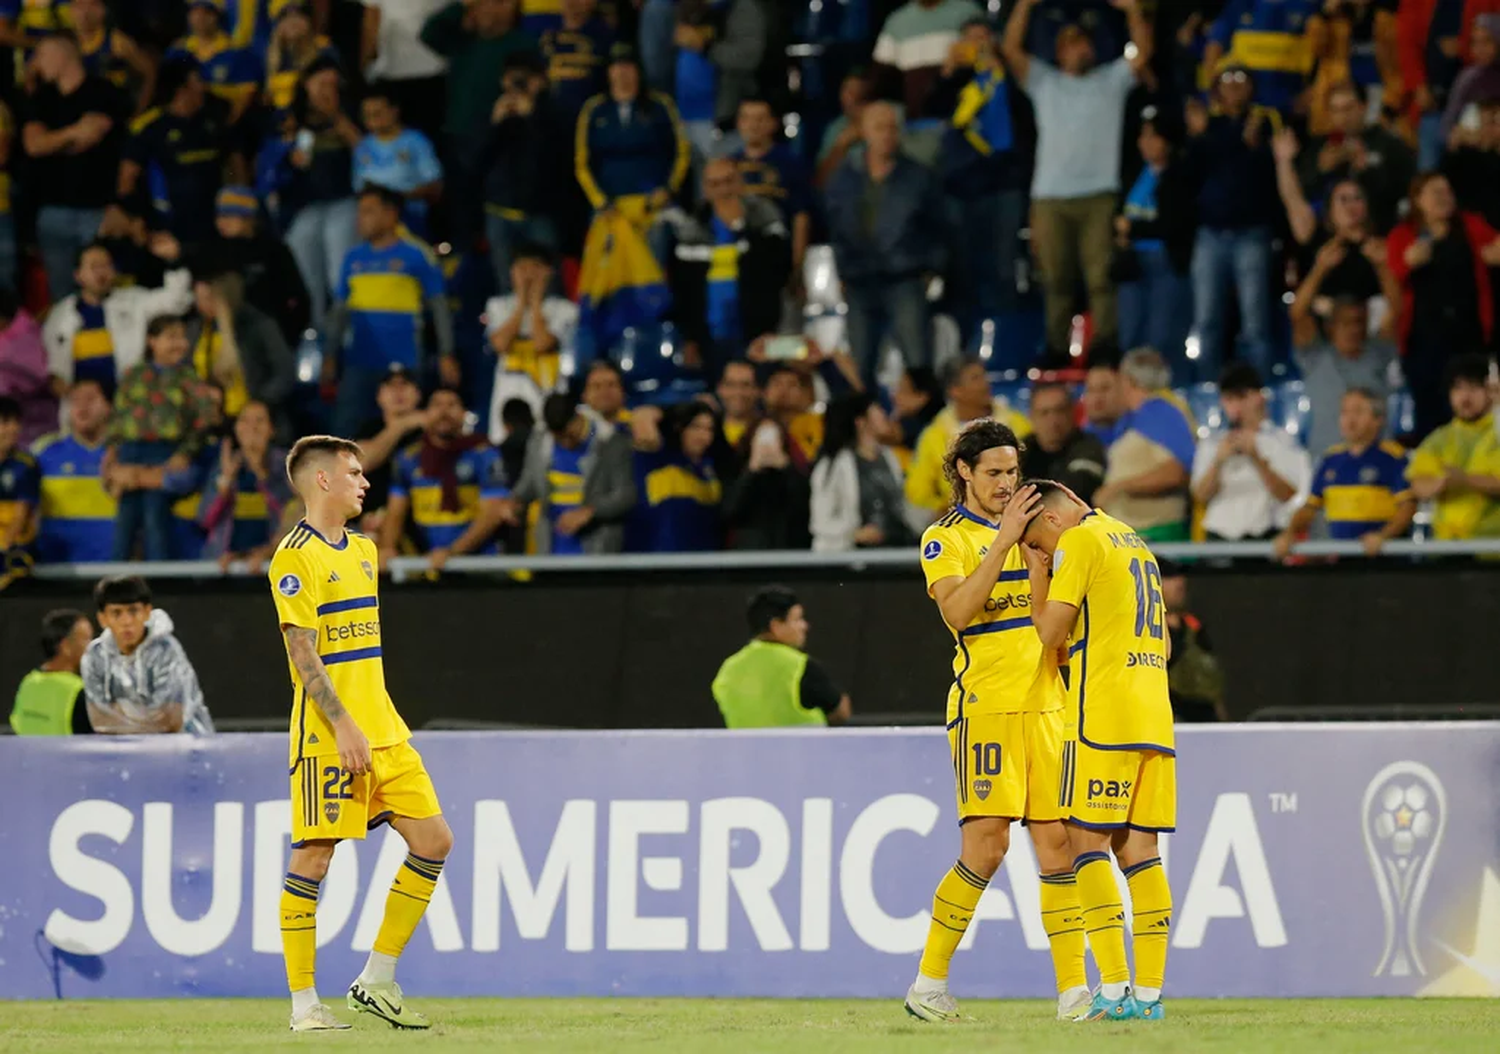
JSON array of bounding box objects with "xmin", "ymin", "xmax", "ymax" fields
[
  {"xmin": 1125, "ymin": 857, "xmax": 1171, "ymax": 995},
  {"xmin": 916, "ymin": 861, "xmax": 989, "ymax": 981},
  {"xmin": 1074, "ymin": 852, "xmax": 1130, "ymax": 986},
  {"xmin": 1038, "ymin": 871, "xmax": 1087, "ymax": 993},
  {"xmin": 280, "ymin": 872, "xmax": 320, "ymax": 993},
  {"xmin": 372, "ymin": 852, "xmax": 444, "ymax": 958}
]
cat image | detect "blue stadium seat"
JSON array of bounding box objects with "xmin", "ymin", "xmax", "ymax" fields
[
  {"xmin": 1387, "ymin": 388, "xmax": 1416, "ymax": 438},
  {"xmin": 970, "ymin": 311, "xmax": 1046, "ymax": 373},
  {"xmin": 990, "ymin": 372, "xmax": 1029, "ymax": 417},
  {"xmin": 1182, "ymin": 383, "xmax": 1223, "ymax": 436},
  {"xmin": 1272, "ymin": 380, "xmax": 1311, "ymax": 445},
  {"xmin": 614, "ymin": 322, "xmax": 708, "ymax": 405}
]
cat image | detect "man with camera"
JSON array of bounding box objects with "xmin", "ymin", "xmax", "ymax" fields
[{"xmin": 479, "ymin": 50, "xmax": 565, "ymax": 293}]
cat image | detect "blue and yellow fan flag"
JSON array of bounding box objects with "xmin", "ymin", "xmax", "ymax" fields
[{"xmin": 576, "ymin": 196, "xmax": 671, "ymax": 359}]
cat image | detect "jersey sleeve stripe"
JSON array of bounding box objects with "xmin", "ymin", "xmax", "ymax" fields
[
  {"xmin": 317, "ymin": 596, "xmax": 378, "ymax": 616},
  {"xmin": 959, "ymin": 615, "xmax": 1032, "ymax": 636},
  {"xmin": 322, "ymin": 646, "xmax": 382, "ymax": 666}
]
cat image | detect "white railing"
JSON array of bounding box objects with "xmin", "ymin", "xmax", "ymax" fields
[{"xmin": 26, "ymin": 537, "xmax": 1500, "ymax": 582}]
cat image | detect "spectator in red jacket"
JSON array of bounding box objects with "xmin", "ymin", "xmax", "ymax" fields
[
  {"xmin": 1387, "ymin": 171, "xmax": 1500, "ymax": 438},
  {"xmin": 1398, "ymin": 0, "xmax": 1500, "ymax": 168}
]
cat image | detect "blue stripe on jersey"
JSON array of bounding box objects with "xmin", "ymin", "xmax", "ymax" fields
[
  {"xmin": 997, "ymin": 569, "xmax": 1029, "ymax": 581},
  {"xmin": 960, "ymin": 616, "xmax": 1032, "ymax": 636},
  {"xmin": 317, "ymin": 596, "xmax": 379, "ymax": 616},
  {"xmin": 322, "ymin": 646, "xmax": 382, "ymax": 666}
]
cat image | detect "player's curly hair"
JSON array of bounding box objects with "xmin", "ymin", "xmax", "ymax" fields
[{"xmin": 943, "ymin": 418, "xmax": 1023, "ymax": 510}]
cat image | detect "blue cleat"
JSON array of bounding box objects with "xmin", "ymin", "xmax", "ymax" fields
[
  {"xmin": 1082, "ymin": 989, "xmax": 1138, "ymax": 1022},
  {"xmin": 1135, "ymin": 998, "xmax": 1166, "ymax": 1021}
]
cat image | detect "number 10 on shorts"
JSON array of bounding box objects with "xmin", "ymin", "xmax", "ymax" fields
[{"xmin": 972, "ymin": 742, "xmax": 1001, "ymax": 775}]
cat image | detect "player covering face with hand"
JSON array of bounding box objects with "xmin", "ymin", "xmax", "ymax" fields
[
  {"xmin": 1022, "ymin": 480, "xmax": 1175, "ymax": 1022},
  {"xmin": 906, "ymin": 420, "xmax": 1090, "ymax": 1023},
  {"xmin": 269, "ymin": 435, "xmax": 454, "ymax": 1033}
]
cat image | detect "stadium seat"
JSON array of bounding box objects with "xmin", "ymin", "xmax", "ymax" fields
[
  {"xmin": 1272, "ymin": 380, "xmax": 1311, "ymax": 444},
  {"xmin": 615, "ymin": 322, "xmax": 705, "ymax": 404},
  {"xmin": 1182, "ymin": 382, "xmax": 1224, "ymax": 437},
  {"xmin": 970, "ymin": 311, "xmax": 1046, "ymax": 373},
  {"xmin": 1387, "ymin": 389, "xmax": 1416, "ymax": 438}
]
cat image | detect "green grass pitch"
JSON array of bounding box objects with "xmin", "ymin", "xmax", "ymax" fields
[{"xmin": 2, "ymin": 998, "xmax": 1497, "ymax": 1053}]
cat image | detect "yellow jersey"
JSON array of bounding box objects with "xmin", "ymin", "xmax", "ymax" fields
[
  {"xmin": 1406, "ymin": 414, "xmax": 1500, "ymax": 540},
  {"xmin": 268, "ymin": 521, "xmax": 411, "ymax": 770},
  {"xmin": 1049, "ymin": 510, "xmax": 1173, "ymax": 754},
  {"xmin": 920, "ymin": 504, "xmax": 1064, "ymax": 724}
]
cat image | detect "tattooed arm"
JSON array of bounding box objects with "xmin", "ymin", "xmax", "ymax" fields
[{"xmin": 284, "ymin": 626, "xmax": 371, "ymax": 773}]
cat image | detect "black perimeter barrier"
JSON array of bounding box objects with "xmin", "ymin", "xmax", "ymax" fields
[{"xmin": 3, "ymin": 562, "xmax": 1498, "ymax": 727}]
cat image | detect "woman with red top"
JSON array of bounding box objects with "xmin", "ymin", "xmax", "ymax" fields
[{"xmin": 1387, "ymin": 172, "xmax": 1500, "ymax": 439}]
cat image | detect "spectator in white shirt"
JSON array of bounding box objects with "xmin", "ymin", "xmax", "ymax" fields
[
  {"xmin": 1191, "ymin": 363, "xmax": 1311, "ymax": 541},
  {"xmin": 360, "ymin": 0, "xmax": 451, "ymax": 140},
  {"xmin": 485, "ymin": 242, "xmax": 579, "ymax": 442},
  {"xmin": 43, "ymin": 237, "xmax": 193, "ymax": 399}
]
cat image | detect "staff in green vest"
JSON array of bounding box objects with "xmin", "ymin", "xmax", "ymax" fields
[
  {"xmin": 712, "ymin": 585, "xmax": 853, "ymax": 729},
  {"xmin": 9, "ymin": 609, "xmax": 95, "ymax": 735}
]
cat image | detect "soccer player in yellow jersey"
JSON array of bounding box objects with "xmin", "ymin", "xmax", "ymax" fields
[
  {"xmin": 905, "ymin": 420, "xmax": 1090, "ymax": 1023},
  {"xmin": 268, "ymin": 436, "xmax": 452, "ymax": 1033},
  {"xmin": 1023, "ymin": 480, "xmax": 1175, "ymax": 1023}
]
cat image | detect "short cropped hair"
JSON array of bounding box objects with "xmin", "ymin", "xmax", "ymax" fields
[
  {"xmin": 285, "ymin": 435, "xmax": 363, "ymax": 489},
  {"xmin": 746, "ymin": 584, "xmax": 799, "ymax": 635},
  {"xmin": 1218, "ymin": 362, "xmax": 1264, "ymax": 395},
  {"xmin": 1342, "ymin": 386, "xmax": 1385, "ymax": 416},
  {"xmin": 542, "ymin": 391, "xmax": 580, "ymax": 434},
  {"xmin": 1445, "ymin": 352, "xmax": 1491, "ymax": 391},
  {"xmin": 40, "ymin": 608, "xmax": 88, "ymax": 660},
  {"xmin": 358, "ymin": 183, "xmax": 405, "ymax": 212},
  {"xmin": 1120, "ymin": 347, "xmax": 1170, "ymax": 391},
  {"xmin": 94, "ymin": 575, "xmax": 151, "ymax": 610}
]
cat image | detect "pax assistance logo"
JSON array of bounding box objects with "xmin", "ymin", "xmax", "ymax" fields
[{"xmin": 277, "ymin": 573, "xmax": 302, "ymax": 597}]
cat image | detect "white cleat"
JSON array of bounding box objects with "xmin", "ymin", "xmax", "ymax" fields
[
  {"xmin": 904, "ymin": 983, "xmax": 961, "ymax": 1023},
  {"xmin": 289, "ymin": 1003, "xmax": 351, "ymax": 1032},
  {"xmin": 1057, "ymin": 985, "xmax": 1093, "ymax": 1021},
  {"xmin": 348, "ymin": 978, "xmax": 431, "ymax": 1030}
]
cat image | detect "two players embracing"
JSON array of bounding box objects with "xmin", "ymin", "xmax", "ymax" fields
[{"xmin": 908, "ymin": 418, "xmax": 1176, "ymax": 1023}]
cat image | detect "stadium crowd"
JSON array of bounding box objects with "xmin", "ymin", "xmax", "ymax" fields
[{"xmin": 1, "ymin": 0, "xmax": 1500, "ymax": 576}]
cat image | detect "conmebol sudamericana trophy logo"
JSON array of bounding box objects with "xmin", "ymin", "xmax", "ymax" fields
[{"xmin": 1361, "ymin": 761, "xmax": 1447, "ymax": 977}]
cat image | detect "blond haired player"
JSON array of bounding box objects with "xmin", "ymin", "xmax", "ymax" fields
[
  {"xmin": 1022, "ymin": 479, "xmax": 1175, "ymax": 1023},
  {"xmin": 905, "ymin": 419, "xmax": 1089, "ymax": 1023},
  {"xmin": 269, "ymin": 435, "xmax": 452, "ymax": 1032}
]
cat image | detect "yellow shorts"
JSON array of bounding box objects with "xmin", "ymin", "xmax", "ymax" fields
[
  {"xmin": 947, "ymin": 709, "xmax": 1065, "ymax": 824},
  {"xmin": 1059, "ymin": 740, "xmax": 1176, "ymax": 832},
  {"xmin": 290, "ymin": 739, "xmax": 442, "ymax": 846}
]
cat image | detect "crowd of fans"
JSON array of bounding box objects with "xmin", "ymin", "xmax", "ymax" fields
[{"xmin": 1, "ymin": 0, "xmax": 1500, "ymax": 576}]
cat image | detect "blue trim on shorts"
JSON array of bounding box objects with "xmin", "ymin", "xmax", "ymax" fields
[
  {"xmin": 1078, "ymin": 734, "xmax": 1177, "ymax": 757},
  {"xmin": 1068, "ymin": 816, "xmax": 1131, "ymax": 831},
  {"xmin": 367, "ymin": 810, "xmax": 395, "ymax": 831}
]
